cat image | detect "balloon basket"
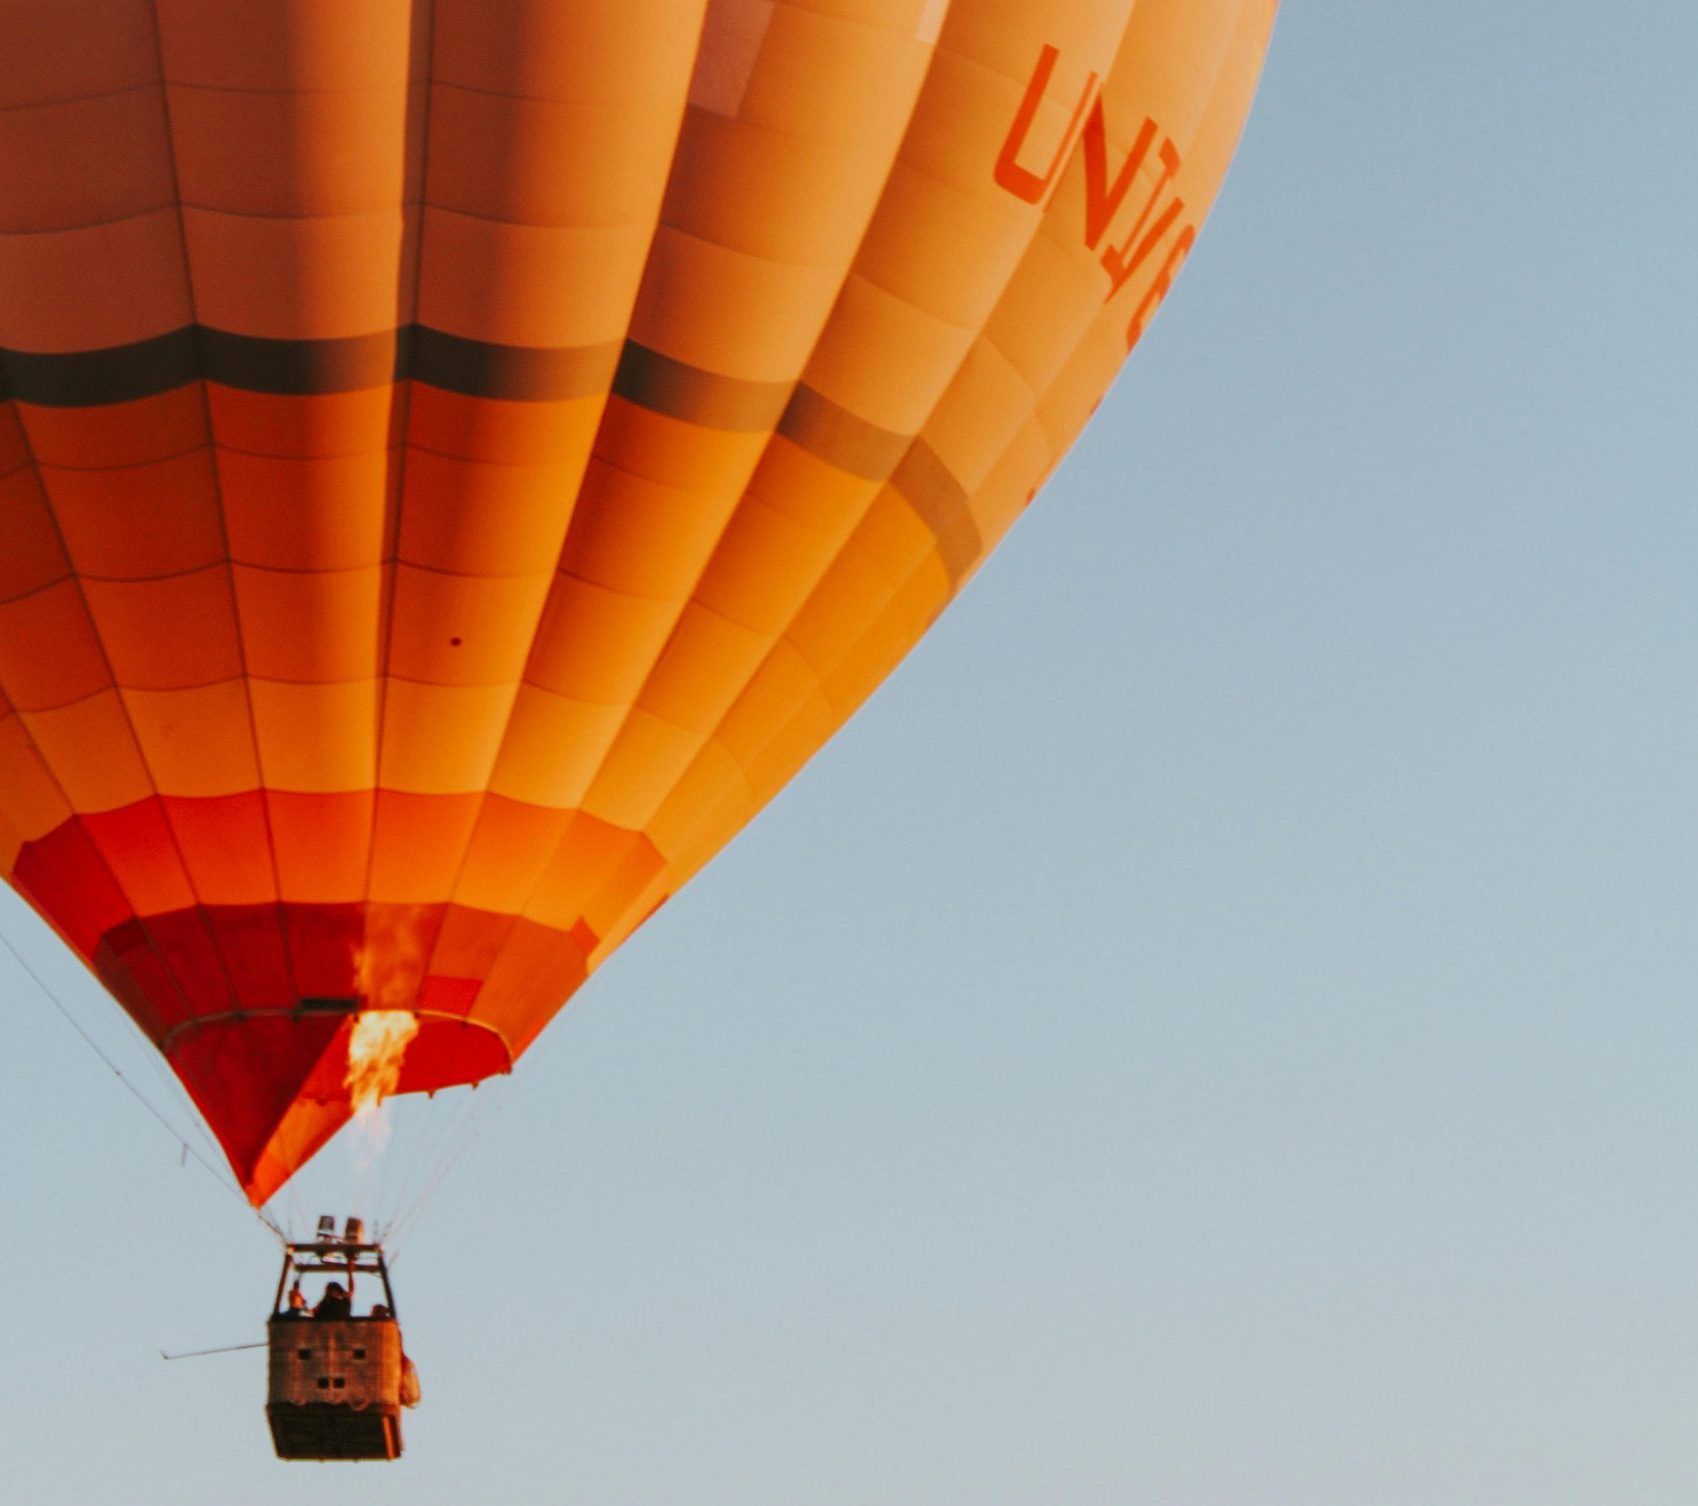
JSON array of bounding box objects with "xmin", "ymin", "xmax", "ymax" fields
[{"xmin": 265, "ymin": 1223, "xmax": 411, "ymax": 1461}]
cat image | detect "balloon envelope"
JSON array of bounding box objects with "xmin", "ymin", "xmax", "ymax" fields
[{"xmin": 0, "ymin": 0, "xmax": 1276, "ymax": 1201}]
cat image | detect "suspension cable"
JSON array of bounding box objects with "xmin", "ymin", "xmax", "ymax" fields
[
  {"xmin": 0, "ymin": 922, "xmax": 266, "ymax": 1224},
  {"xmin": 384, "ymin": 1079, "xmax": 508, "ymax": 1254}
]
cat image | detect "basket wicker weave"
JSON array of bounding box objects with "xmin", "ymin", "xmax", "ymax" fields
[{"xmin": 267, "ymin": 1317, "xmax": 404, "ymax": 1461}]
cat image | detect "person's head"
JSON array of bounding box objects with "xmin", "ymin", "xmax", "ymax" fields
[{"xmin": 324, "ymin": 1282, "xmax": 346, "ymax": 1298}]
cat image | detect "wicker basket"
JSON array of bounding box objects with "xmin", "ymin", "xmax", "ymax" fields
[{"xmin": 266, "ymin": 1317, "xmax": 404, "ymax": 1460}]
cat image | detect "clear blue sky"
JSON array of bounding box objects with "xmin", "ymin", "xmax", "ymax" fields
[{"xmin": 3, "ymin": 3, "xmax": 1694, "ymax": 1502}]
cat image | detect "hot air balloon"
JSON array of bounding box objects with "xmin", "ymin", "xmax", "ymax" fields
[{"xmin": 0, "ymin": 0, "xmax": 1277, "ymax": 1206}]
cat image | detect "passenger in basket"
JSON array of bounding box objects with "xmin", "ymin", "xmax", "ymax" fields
[{"xmin": 314, "ymin": 1281, "xmax": 352, "ymax": 1319}]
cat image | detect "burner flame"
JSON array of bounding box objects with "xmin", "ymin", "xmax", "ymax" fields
[{"xmin": 344, "ymin": 1010, "xmax": 420, "ymax": 1119}]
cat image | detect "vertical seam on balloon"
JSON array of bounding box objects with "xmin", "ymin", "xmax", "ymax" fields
[
  {"xmin": 140, "ymin": 0, "xmax": 294, "ymax": 1024},
  {"xmin": 942, "ymin": 0, "xmax": 1257, "ymax": 545},
  {"xmin": 983, "ymin": 0, "xmax": 1268, "ymax": 483},
  {"xmin": 916, "ymin": 0, "xmax": 953, "ymax": 45},
  {"xmin": 546, "ymin": 13, "xmax": 1072, "ymax": 843},
  {"xmin": 0, "ymin": 402, "xmax": 201, "ymax": 1036},
  {"xmin": 360, "ymin": 0, "xmax": 438, "ymax": 971},
  {"xmin": 413, "ymin": 20, "xmax": 711, "ymax": 1014},
  {"xmin": 499, "ymin": 5, "xmax": 947, "ymax": 877},
  {"xmin": 454, "ymin": 5, "xmax": 946, "ymax": 957},
  {"xmin": 481, "ymin": 838, "xmax": 640, "ymax": 1026},
  {"xmin": 658, "ymin": 1, "xmax": 1273, "ymax": 870},
  {"xmin": 614, "ymin": 0, "xmax": 1149, "ymax": 870}
]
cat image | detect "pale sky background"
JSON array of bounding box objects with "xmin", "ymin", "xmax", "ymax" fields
[{"xmin": 2, "ymin": 3, "xmax": 1694, "ymax": 1503}]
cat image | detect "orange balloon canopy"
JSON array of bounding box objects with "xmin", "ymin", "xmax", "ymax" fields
[{"xmin": 0, "ymin": 0, "xmax": 1275, "ymax": 1202}]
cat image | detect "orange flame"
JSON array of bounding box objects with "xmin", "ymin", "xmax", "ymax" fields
[{"xmin": 344, "ymin": 1010, "xmax": 421, "ymax": 1119}]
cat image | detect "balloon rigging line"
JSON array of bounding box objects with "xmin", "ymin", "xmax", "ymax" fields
[
  {"xmin": 378, "ymin": 1103, "xmax": 463, "ymax": 1248},
  {"xmin": 253, "ymin": 1199, "xmax": 288, "ymax": 1244},
  {"xmin": 380, "ymin": 1090, "xmax": 475, "ymax": 1244},
  {"xmin": 253, "ymin": 1083, "xmax": 494, "ymax": 1250},
  {"xmin": 393, "ymin": 1100, "xmax": 499, "ymax": 1250},
  {"xmin": 0, "ymin": 921, "xmax": 259, "ymax": 1219},
  {"xmin": 138, "ymin": 1043, "xmax": 223, "ymax": 1160},
  {"xmin": 1, "ymin": 905, "xmax": 231, "ymax": 1174},
  {"xmin": 385, "ymin": 1083, "xmax": 506, "ymax": 1255}
]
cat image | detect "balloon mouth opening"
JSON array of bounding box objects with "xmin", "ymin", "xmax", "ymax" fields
[{"xmin": 154, "ymin": 1002, "xmax": 514, "ymax": 1206}]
